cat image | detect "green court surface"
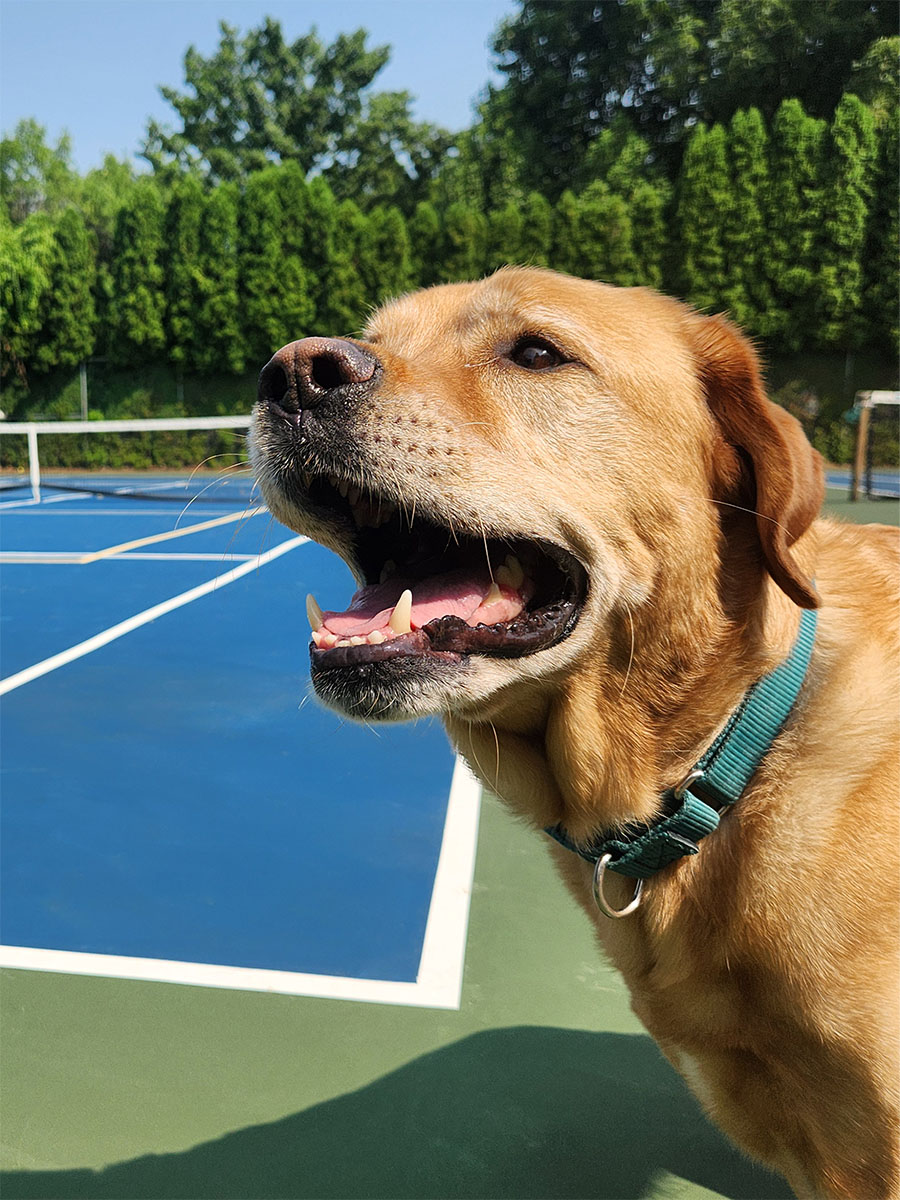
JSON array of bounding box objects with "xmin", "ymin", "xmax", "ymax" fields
[{"xmin": 1, "ymin": 489, "xmax": 895, "ymax": 1200}]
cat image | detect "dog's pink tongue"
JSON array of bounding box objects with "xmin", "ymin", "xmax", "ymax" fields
[{"xmin": 321, "ymin": 568, "xmax": 523, "ymax": 636}]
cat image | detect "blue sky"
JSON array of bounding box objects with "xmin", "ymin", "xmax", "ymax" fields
[{"xmin": 0, "ymin": 0, "xmax": 518, "ymax": 172}]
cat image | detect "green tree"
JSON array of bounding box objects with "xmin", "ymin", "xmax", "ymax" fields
[
  {"xmin": 142, "ymin": 16, "xmax": 448, "ymax": 206},
  {"xmin": 863, "ymin": 113, "xmax": 899, "ymax": 352},
  {"xmin": 722, "ymin": 108, "xmax": 773, "ymax": 334},
  {"xmin": 0, "ymin": 212, "xmax": 55, "ymax": 386},
  {"xmin": 575, "ymin": 182, "xmax": 638, "ymax": 287},
  {"xmin": 551, "ymin": 190, "xmax": 581, "ymax": 276},
  {"xmin": 367, "ymin": 205, "xmax": 414, "ymax": 304},
  {"xmin": 817, "ymin": 94, "xmax": 878, "ymax": 349},
  {"xmin": 674, "ymin": 123, "xmax": 731, "ymax": 311},
  {"xmin": 332, "ymin": 199, "xmax": 375, "ymax": 330},
  {"xmin": 165, "ymin": 176, "xmax": 204, "ymax": 368},
  {"xmin": 765, "ymin": 99, "xmax": 827, "ymax": 350},
  {"xmin": 106, "ymin": 180, "xmax": 166, "ymax": 365},
  {"xmin": 325, "ymin": 90, "xmax": 453, "ymax": 214},
  {"xmin": 194, "ymin": 182, "xmax": 243, "ymax": 375},
  {"xmin": 34, "ymin": 207, "xmax": 96, "ymax": 372},
  {"xmin": 0, "ymin": 119, "xmax": 78, "ymax": 223},
  {"xmin": 238, "ymin": 166, "xmax": 313, "ymax": 362},
  {"xmin": 486, "ymin": 202, "xmax": 525, "ymax": 272},
  {"xmin": 486, "ymin": 0, "xmax": 896, "ymax": 196},
  {"xmin": 408, "ymin": 201, "xmax": 443, "ymax": 287},
  {"xmin": 520, "ymin": 191, "xmax": 553, "ymax": 266},
  {"xmin": 439, "ymin": 203, "xmax": 488, "ymax": 283}
]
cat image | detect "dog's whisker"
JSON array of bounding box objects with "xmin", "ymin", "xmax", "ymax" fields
[
  {"xmin": 619, "ymin": 604, "xmax": 636, "ymax": 698},
  {"xmin": 704, "ymin": 497, "xmax": 793, "ymax": 539}
]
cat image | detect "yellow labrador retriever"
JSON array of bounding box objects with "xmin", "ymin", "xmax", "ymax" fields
[{"xmin": 250, "ymin": 268, "xmax": 899, "ymax": 1199}]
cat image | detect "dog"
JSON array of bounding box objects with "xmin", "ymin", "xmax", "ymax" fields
[{"xmin": 250, "ymin": 267, "xmax": 899, "ymax": 1199}]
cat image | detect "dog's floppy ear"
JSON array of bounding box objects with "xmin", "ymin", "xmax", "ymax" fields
[{"xmin": 689, "ymin": 313, "xmax": 823, "ymax": 609}]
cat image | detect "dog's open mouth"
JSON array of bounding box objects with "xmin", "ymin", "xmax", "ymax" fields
[{"xmin": 301, "ymin": 474, "xmax": 587, "ymax": 667}]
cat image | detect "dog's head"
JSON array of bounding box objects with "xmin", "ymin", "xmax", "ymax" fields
[{"xmin": 250, "ymin": 268, "xmax": 823, "ymax": 723}]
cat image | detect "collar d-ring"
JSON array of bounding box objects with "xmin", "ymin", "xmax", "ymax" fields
[{"xmin": 592, "ymin": 853, "xmax": 643, "ymax": 919}]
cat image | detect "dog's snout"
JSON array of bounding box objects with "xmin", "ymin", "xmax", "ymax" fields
[{"xmin": 258, "ymin": 337, "xmax": 379, "ymax": 416}]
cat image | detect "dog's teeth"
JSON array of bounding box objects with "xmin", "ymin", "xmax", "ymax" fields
[
  {"xmin": 484, "ymin": 581, "xmax": 503, "ymax": 606},
  {"xmin": 389, "ymin": 589, "xmax": 413, "ymax": 635},
  {"xmin": 328, "ymin": 475, "xmax": 339, "ymax": 489},
  {"xmin": 504, "ymin": 555, "xmax": 525, "ymax": 588},
  {"xmin": 301, "ymin": 472, "xmax": 313, "ymax": 489},
  {"xmin": 349, "ymin": 636, "xmax": 366, "ymax": 646},
  {"xmin": 338, "ymin": 479, "xmax": 349, "ymax": 498},
  {"xmin": 380, "ymin": 560, "xmax": 397, "ymax": 584},
  {"xmin": 495, "ymin": 566, "xmax": 515, "ymax": 589},
  {"xmin": 347, "ymin": 486, "xmax": 360, "ymax": 506},
  {"xmin": 368, "ymin": 630, "xmax": 386, "ymax": 644},
  {"xmin": 306, "ymin": 593, "xmax": 324, "ymax": 631}
]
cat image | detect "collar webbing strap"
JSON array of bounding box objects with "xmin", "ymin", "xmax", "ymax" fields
[{"xmin": 545, "ymin": 607, "xmax": 818, "ymax": 879}]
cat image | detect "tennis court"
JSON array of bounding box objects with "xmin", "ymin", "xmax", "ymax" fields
[{"xmin": 1, "ymin": 455, "xmax": 895, "ymax": 1199}]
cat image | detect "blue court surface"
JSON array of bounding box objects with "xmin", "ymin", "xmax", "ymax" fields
[{"xmin": 0, "ymin": 482, "xmax": 479, "ymax": 1008}]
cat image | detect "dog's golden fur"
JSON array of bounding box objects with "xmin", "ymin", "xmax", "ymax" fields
[{"xmin": 253, "ymin": 268, "xmax": 900, "ymax": 1199}]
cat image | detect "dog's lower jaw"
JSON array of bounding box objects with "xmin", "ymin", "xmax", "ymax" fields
[{"xmin": 310, "ymin": 651, "xmax": 472, "ymax": 722}]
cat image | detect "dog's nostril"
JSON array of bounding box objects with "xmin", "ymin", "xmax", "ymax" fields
[
  {"xmin": 311, "ymin": 354, "xmax": 347, "ymax": 392},
  {"xmin": 258, "ymin": 362, "xmax": 296, "ymax": 413}
]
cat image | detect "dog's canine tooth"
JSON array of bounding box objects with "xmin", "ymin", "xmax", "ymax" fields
[
  {"xmin": 338, "ymin": 479, "xmax": 349, "ymax": 498},
  {"xmin": 347, "ymin": 486, "xmax": 361, "ymax": 506},
  {"xmin": 380, "ymin": 560, "xmax": 397, "ymax": 584},
  {"xmin": 306, "ymin": 593, "xmax": 324, "ymax": 631},
  {"xmin": 389, "ymin": 589, "xmax": 413, "ymax": 635},
  {"xmin": 484, "ymin": 581, "xmax": 504, "ymax": 606},
  {"xmin": 505, "ymin": 555, "xmax": 525, "ymax": 588},
  {"xmin": 328, "ymin": 475, "xmax": 339, "ymax": 489}
]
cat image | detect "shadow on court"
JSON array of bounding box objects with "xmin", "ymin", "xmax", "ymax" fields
[{"xmin": 2, "ymin": 1026, "xmax": 789, "ymax": 1200}]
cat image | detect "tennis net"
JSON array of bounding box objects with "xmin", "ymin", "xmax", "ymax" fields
[{"xmin": 0, "ymin": 416, "xmax": 257, "ymax": 505}]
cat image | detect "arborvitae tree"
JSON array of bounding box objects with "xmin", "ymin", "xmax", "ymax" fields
[
  {"xmin": 675, "ymin": 123, "xmax": 731, "ymax": 312},
  {"xmin": 194, "ymin": 182, "xmax": 243, "ymax": 375},
  {"xmin": 303, "ymin": 176, "xmax": 339, "ymax": 329},
  {"xmin": 439, "ymin": 202, "xmax": 488, "ymax": 283},
  {"xmin": 551, "ymin": 190, "xmax": 581, "ymax": 277},
  {"xmin": 765, "ymin": 99, "xmax": 827, "ymax": 351},
  {"xmin": 817, "ymin": 94, "xmax": 878, "ymax": 349},
  {"xmin": 368, "ymin": 205, "xmax": 413, "ymax": 304},
  {"xmin": 107, "ymin": 179, "xmax": 166, "ymax": 365},
  {"xmin": 863, "ymin": 111, "xmax": 899, "ymax": 352},
  {"xmin": 274, "ymin": 161, "xmax": 317, "ymax": 340},
  {"xmin": 486, "ymin": 202, "xmax": 524, "ymax": 272},
  {"xmin": 332, "ymin": 199, "xmax": 374, "ymax": 329},
  {"xmin": 408, "ymin": 201, "xmax": 443, "ymax": 288},
  {"xmin": 164, "ymin": 175, "xmax": 204, "ymax": 368},
  {"xmin": 0, "ymin": 212, "xmax": 56, "ymax": 387},
  {"xmin": 723, "ymin": 108, "xmax": 774, "ymax": 335},
  {"xmin": 629, "ymin": 181, "xmax": 669, "ymax": 290},
  {"xmin": 576, "ymin": 182, "xmax": 638, "ymax": 287},
  {"xmin": 520, "ymin": 192, "xmax": 553, "ymax": 266},
  {"xmin": 34, "ymin": 207, "xmax": 97, "ymax": 372},
  {"xmin": 239, "ymin": 169, "xmax": 284, "ymax": 363}
]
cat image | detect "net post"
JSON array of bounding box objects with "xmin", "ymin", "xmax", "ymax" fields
[
  {"xmin": 850, "ymin": 397, "xmax": 870, "ymax": 502},
  {"xmin": 27, "ymin": 425, "xmax": 40, "ymax": 502}
]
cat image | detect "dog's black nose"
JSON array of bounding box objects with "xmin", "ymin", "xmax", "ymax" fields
[{"xmin": 258, "ymin": 337, "xmax": 379, "ymax": 416}]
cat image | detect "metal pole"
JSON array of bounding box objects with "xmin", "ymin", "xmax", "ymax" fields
[
  {"xmin": 850, "ymin": 402, "xmax": 870, "ymax": 502},
  {"xmin": 27, "ymin": 426, "xmax": 40, "ymax": 502},
  {"xmin": 80, "ymin": 362, "xmax": 88, "ymax": 421}
]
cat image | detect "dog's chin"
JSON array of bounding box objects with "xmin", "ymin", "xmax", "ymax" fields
[{"xmin": 309, "ymin": 647, "xmax": 470, "ymax": 722}]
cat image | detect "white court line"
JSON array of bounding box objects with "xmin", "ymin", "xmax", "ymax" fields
[
  {"xmin": 0, "ymin": 552, "xmax": 256, "ymax": 564},
  {"xmin": 0, "ymin": 758, "xmax": 482, "ymax": 1009},
  {"xmin": 0, "ymin": 491, "xmax": 92, "ymax": 510},
  {"xmin": 0, "ymin": 535, "xmax": 308, "ymax": 695}
]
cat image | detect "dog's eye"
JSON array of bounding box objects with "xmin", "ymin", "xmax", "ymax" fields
[{"xmin": 509, "ymin": 339, "xmax": 564, "ymax": 371}]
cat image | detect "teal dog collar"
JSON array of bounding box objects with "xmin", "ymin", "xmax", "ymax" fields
[{"xmin": 545, "ymin": 608, "xmax": 817, "ymax": 910}]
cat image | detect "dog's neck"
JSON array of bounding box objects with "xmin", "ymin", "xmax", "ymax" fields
[{"xmin": 447, "ymin": 540, "xmax": 811, "ymax": 844}]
